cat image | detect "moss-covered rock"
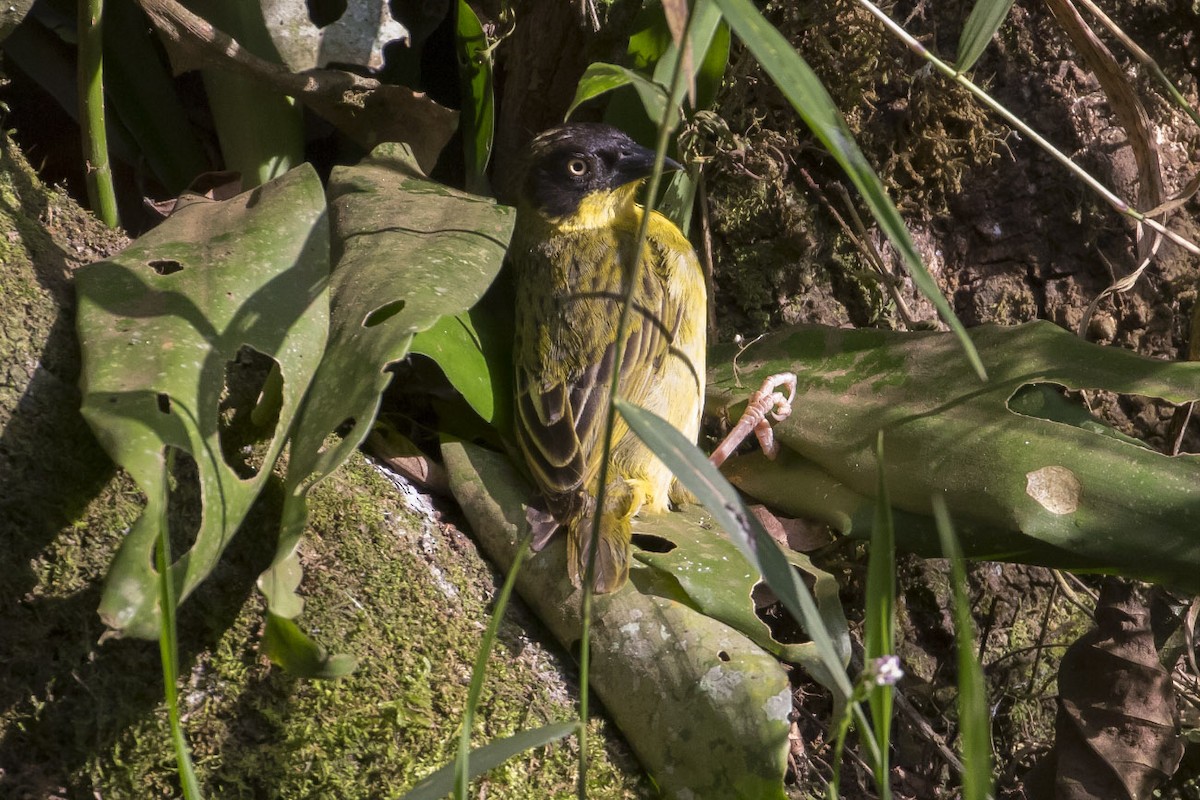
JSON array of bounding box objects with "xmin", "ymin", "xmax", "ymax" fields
[{"xmin": 0, "ymin": 135, "xmax": 647, "ymax": 799}]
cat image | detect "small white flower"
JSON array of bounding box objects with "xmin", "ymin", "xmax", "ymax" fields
[{"xmin": 869, "ymin": 655, "xmax": 904, "ymax": 686}]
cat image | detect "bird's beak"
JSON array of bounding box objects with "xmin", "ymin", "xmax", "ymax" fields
[{"xmin": 615, "ymin": 143, "xmax": 683, "ymax": 186}]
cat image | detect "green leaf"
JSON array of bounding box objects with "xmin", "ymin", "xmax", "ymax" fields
[
  {"xmin": 456, "ymin": 0, "xmax": 494, "ymax": 194},
  {"xmin": 711, "ymin": 0, "xmax": 986, "ymax": 380},
  {"xmin": 695, "ymin": 16, "xmax": 731, "ymax": 111},
  {"xmin": 956, "ymin": 0, "xmax": 1016, "ymax": 73},
  {"xmin": 614, "ymin": 399, "xmax": 853, "ymax": 698},
  {"xmin": 411, "ymin": 314, "xmax": 494, "ymax": 422},
  {"xmin": 602, "ymin": 0, "xmax": 727, "ymax": 141},
  {"xmin": 442, "ymin": 439, "xmax": 792, "ymax": 800},
  {"xmin": 258, "ymin": 144, "xmax": 514, "ymax": 631},
  {"xmin": 401, "ymin": 722, "xmax": 579, "ymax": 800},
  {"xmin": 76, "ymin": 164, "xmax": 329, "ymax": 640},
  {"xmin": 1007, "ymin": 382, "xmax": 1150, "ymax": 449},
  {"xmin": 104, "ymin": 0, "xmax": 208, "ymax": 194},
  {"xmin": 567, "ymin": 62, "xmax": 670, "ymax": 123},
  {"xmin": 932, "ymin": 497, "xmax": 994, "ymax": 800},
  {"xmin": 262, "ymin": 612, "xmax": 358, "ymax": 679},
  {"xmin": 659, "ymin": 156, "xmax": 697, "ymax": 231},
  {"xmin": 709, "ymin": 322, "xmax": 1200, "ymax": 590},
  {"xmin": 192, "ymin": 0, "xmax": 304, "ymax": 187},
  {"xmin": 627, "ymin": 4, "xmax": 673, "ymax": 71},
  {"xmin": 657, "ymin": 0, "xmax": 725, "ymax": 112},
  {"xmin": 632, "ymin": 504, "xmax": 849, "ymax": 683}
]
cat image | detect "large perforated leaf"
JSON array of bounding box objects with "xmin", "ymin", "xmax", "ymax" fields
[
  {"xmin": 258, "ymin": 143, "xmax": 514, "ymax": 636},
  {"xmin": 76, "ymin": 164, "xmax": 329, "ymax": 639},
  {"xmin": 711, "ymin": 321, "xmax": 1200, "ymax": 590}
]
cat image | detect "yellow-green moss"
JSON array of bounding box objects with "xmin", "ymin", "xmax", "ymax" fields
[{"xmin": 4, "ymin": 453, "xmax": 650, "ymax": 798}]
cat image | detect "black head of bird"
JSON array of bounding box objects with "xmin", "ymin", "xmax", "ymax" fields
[{"xmin": 520, "ymin": 123, "xmax": 682, "ymax": 224}]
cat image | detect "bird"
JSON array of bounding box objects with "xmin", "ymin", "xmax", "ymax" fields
[{"xmin": 509, "ymin": 122, "xmax": 707, "ymax": 594}]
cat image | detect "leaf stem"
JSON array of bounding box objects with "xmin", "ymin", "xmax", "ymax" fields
[
  {"xmin": 158, "ymin": 449, "xmax": 203, "ymax": 799},
  {"xmin": 455, "ymin": 533, "xmax": 533, "ymax": 799},
  {"xmin": 77, "ymin": 0, "xmax": 120, "ymax": 228}
]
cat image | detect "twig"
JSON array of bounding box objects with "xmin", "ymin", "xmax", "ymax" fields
[{"xmin": 854, "ymin": 0, "xmax": 1200, "ymax": 257}]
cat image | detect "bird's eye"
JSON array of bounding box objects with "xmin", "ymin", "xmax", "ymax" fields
[{"xmin": 566, "ymin": 158, "xmax": 589, "ymax": 176}]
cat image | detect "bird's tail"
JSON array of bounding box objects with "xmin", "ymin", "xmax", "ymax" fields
[{"xmin": 567, "ymin": 478, "xmax": 645, "ymax": 593}]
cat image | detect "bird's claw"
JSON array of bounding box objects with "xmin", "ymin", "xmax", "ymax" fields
[{"xmin": 709, "ymin": 372, "xmax": 798, "ymax": 467}]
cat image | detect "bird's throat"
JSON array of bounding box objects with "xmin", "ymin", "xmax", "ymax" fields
[{"xmin": 551, "ymin": 184, "xmax": 641, "ymax": 232}]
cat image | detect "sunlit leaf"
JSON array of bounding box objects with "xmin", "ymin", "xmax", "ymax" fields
[
  {"xmin": 76, "ymin": 164, "xmax": 329, "ymax": 640},
  {"xmin": 710, "ymin": 322, "xmax": 1200, "ymax": 590},
  {"xmin": 258, "ymin": 144, "xmax": 513, "ymax": 632}
]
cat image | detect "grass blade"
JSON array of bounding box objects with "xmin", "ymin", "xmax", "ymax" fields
[
  {"xmin": 932, "ymin": 495, "xmax": 995, "ymax": 800},
  {"xmin": 615, "ymin": 398, "xmax": 853, "ymax": 698},
  {"xmin": 156, "ymin": 452, "xmax": 203, "ymax": 799},
  {"xmin": 864, "ymin": 432, "xmax": 896, "ymax": 798},
  {"xmin": 454, "ymin": 533, "xmax": 532, "ymax": 799},
  {"xmin": 956, "ymin": 0, "xmax": 1016, "ymax": 72},
  {"xmin": 402, "ymin": 722, "xmax": 580, "ymax": 800},
  {"xmin": 712, "ymin": 0, "xmax": 986, "ymax": 380}
]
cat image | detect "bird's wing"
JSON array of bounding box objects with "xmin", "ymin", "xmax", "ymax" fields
[
  {"xmin": 514, "ymin": 223, "xmax": 702, "ymax": 515},
  {"xmin": 514, "ymin": 317, "xmax": 618, "ymax": 515}
]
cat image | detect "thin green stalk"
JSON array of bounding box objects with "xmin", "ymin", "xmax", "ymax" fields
[
  {"xmin": 829, "ymin": 690, "xmax": 886, "ymax": 795},
  {"xmin": 1073, "ymin": 0, "xmax": 1200, "ymax": 130},
  {"xmin": 855, "ymin": 0, "xmax": 1200, "ymax": 256},
  {"xmin": 828, "ymin": 701, "xmax": 855, "ymax": 799},
  {"xmin": 932, "ymin": 497, "xmax": 994, "ymax": 800},
  {"xmin": 158, "ymin": 451, "xmax": 202, "ymax": 799},
  {"xmin": 864, "ymin": 432, "xmax": 896, "ymax": 799},
  {"xmin": 455, "ymin": 533, "xmax": 533, "ymax": 799},
  {"xmin": 77, "ymin": 0, "xmax": 119, "ymax": 228},
  {"xmin": 577, "ymin": 11, "xmax": 697, "ymax": 798}
]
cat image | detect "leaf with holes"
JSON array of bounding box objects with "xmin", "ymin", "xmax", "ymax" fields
[
  {"xmin": 631, "ymin": 504, "xmax": 848, "ymax": 685},
  {"xmin": 258, "ymin": 143, "xmax": 514, "ymax": 663},
  {"xmin": 442, "ymin": 439, "xmax": 792, "ymax": 800},
  {"xmin": 710, "ymin": 321, "xmax": 1200, "ymax": 591},
  {"xmin": 75, "ymin": 164, "xmax": 329, "ymax": 640}
]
